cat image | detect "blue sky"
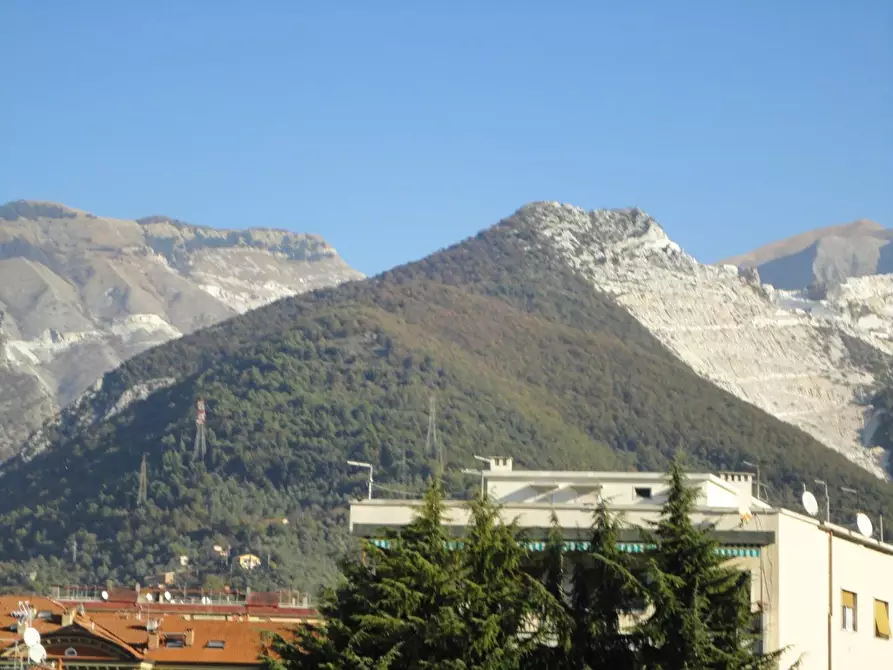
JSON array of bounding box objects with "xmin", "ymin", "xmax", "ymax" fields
[{"xmin": 2, "ymin": 2, "xmax": 891, "ymax": 275}]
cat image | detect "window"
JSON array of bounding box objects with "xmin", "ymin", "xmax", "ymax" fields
[
  {"xmin": 165, "ymin": 634, "xmax": 186, "ymax": 648},
  {"xmin": 876, "ymin": 599, "xmax": 891, "ymax": 640},
  {"xmin": 206, "ymin": 640, "xmax": 226, "ymax": 649},
  {"xmin": 634, "ymin": 487, "xmax": 652, "ymax": 499},
  {"xmin": 841, "ymin": 590, "xmax": 857, "ymax": 632}
]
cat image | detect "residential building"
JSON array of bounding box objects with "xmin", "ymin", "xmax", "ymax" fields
[
  {"xmin": 0, "ymin": 593, "xmax": 313, "ymax": 669},
  {"xmin": 348, "ymin": 456, "xmax": 893, "ymax": 669}
]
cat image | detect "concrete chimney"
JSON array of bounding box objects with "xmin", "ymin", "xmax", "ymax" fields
[
  {"xmin": 62, "ymin": 609, "xmax": 75, "ymax": 627},
  {"xmin": 147, "ymin": 630, "xmax": 160, "ymax": 651},
  {"xmin": 185, "ymin": 628, "xmax": 195, "ymax": 647}
]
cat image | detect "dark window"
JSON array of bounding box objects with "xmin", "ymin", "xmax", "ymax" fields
[
  {"xmin": 634, "ymin": 487, "xmax": 652, "ymax": 499},
  {"xmin": 207, "ymin": 640, "xmax": 226, "ymax": 649}
]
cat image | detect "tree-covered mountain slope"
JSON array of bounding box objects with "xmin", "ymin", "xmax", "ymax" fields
[{"xmin": 0, "ymin": 205, "xmax": 891, "ymax": 594}]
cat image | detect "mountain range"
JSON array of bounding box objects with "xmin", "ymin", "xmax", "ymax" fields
[
  {"xmin": 0, "ymin": 201, "xmax": 889, "ymax": 595},
  {"xmin": 0, "ymin": 200, "xmax": 362, "ymax": 460},
  {"xmin": 721, "ymin": 218, "xmax": 893, "ymax": 290}
]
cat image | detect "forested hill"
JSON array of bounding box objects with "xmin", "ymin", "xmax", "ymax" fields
[{"xmin": 0, "ymin": 206, "xmax": 891, "ymax": 594}]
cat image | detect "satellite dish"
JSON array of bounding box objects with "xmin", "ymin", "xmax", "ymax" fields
[
  {"xmin": 164, "ymin": 591, "xmax": 172, "ymax": 602},
  {"xmin": 22, "ymin": 626, "xmax": 40, "ymax": 648},
  {"xmin": 145, "ymin": 593, "xmax": 154, "ymax": 603},
  {"xmin": 801, "ymin": 490, "xmax": 819, "ymax": 517},
  {"xmin": 100, "ymin": 590, "xmax": 109, "ymax": 601},
  {"xmin": 28, "ymin": 644, "xmax": 47, "ymax": 664},
  {"xmin": 856, "ymin": 512, "xmax": 874, "ymax": 538}
]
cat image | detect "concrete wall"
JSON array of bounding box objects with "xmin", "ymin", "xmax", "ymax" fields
[
  {"xmin": 350, "ymin": 499, "xmax": 756, "ymax": 536},
  {"xmin": 765, "ymin": 510, "xmax": 893, "ymax": 670}
]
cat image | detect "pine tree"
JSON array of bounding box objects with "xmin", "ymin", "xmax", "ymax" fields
[
  {"xmin": 528, "ymin": 514, "xmax": 572, "ymax": 669},
  {"xmin": 265, "ymin": 480, "xmax": 466, "ymax": 669},
  {"xmin": 638, "ymin": 456, "xmax": 787, "ymax": 670},
  {"xmin": 570, "ymin": 504, "xmax": 643, "ymax": 669},
  {"xmin": 458, "ymin": 494, "xmax": 565, "ymax": 670}
]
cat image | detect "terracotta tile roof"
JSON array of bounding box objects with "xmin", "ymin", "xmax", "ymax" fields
[
  {"xmin": 93, "ymin": 613, "xmax": 297, "ymax": 664},
  {"xmin": 0, "ymin": 595, "xmax": 302, "ymax": 666}
]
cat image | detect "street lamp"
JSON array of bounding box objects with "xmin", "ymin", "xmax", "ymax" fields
[{"xmin": 347, "ymin": 460, "xmax": 374, "ymax": 500}]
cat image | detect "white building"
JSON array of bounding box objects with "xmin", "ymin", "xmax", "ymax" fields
[{"xmin": 348, "ymin": 457, "xmax": 893, "ymax": 669}]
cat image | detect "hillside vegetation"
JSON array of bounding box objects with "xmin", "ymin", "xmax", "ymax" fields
[{"xmin": 0, "ymin": 216, "xmax": 891, "ymax": 594}]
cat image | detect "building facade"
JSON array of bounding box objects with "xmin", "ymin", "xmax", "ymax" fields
[{"xmin": 348, "ymin": 456, "xmax": 893, "ymax": 669}]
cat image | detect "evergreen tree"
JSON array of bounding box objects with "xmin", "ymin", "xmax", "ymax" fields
[
  {"xmin": 529, "ymin": 514, "xmax": 572, "ymax": 669},
  {"xmin": 458, "ymin": 495, "xmax": 565, "ymax": 670},
  {"xmin": 571, "ymin": 504, "xmax": 643, "ymax": 670},
  {"xmin": 638, "ymin": 456, "xmax": 787, "ymax": 670},
  {"xmin": 265, "ymin": 480, "xmax": 466, "ymax": 669}
]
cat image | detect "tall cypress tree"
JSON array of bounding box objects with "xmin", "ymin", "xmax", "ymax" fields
[{"xmin": 638, "ymin": 456, "xmax": 788, "ymax": 670}]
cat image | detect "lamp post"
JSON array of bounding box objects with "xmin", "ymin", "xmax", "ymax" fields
[
  {"xmin": 472, "ymin": 455, "xmax": 492, "ymax": 496},
  {"xmin": 347, "ymin": 460, "xmax": 374, "ymax": 500}
]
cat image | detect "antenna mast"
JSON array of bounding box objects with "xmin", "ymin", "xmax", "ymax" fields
[
  {"xmin": 137, "ymin": 453, "xmax": 148, "ymax": 506},
  {"xmin": 193, "ymin": 398, "xmax": 208, "ymax": 462}
]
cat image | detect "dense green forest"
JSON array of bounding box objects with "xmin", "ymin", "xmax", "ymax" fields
[{"xmin": 0, "ymin": 215, "xmax": 891, "ymax": 594}]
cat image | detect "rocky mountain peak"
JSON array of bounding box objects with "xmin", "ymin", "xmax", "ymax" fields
[
  {"xmin": 0, "ymin": 200, "xmax": 82, "ymax": 221},
  {"xmin": 0, "ymin": 201, "xmax": 362, "ymax": 461},
  {"xmin": 720, "ymin": 218, "xmax": 891, "ymax": 289},
  {"xmin": 510, "ymin": 201, "xmax": 692, "ymax": 274}
]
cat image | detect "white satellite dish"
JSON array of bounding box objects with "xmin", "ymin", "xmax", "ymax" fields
[
  {"xmin": 856, "ymin": 512, "xmax": 874, "ymax": 538},
  {"xmin": 801, "ymin": 490, "xmax": 819, "ymax": 517},
  {"xmin": 145, "ymin": 593, "xmax": 154, "ymax": 603},
  {"xmin": 100, "ymin": 590, "xmax": 109, "ymax": 601},
  {"xmin": 28, "ymin": 644, "xmax": 47, "ymax": 664},
  {"xmin": 163, "ymin": 591, "xmax": 172, "ymax": 602},
  {"xmin": 22, "ymin": 626, "xmax": 40, "ymax": 648}
]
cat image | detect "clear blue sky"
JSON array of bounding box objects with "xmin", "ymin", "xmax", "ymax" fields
[{"xmin": 2, "ymin": 1, "xmax": 891, "ymax": 275}]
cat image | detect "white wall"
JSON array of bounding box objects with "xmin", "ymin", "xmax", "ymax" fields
[{"xmin": 769, "ymin": 511, "xmax": 893, "ymax": 669}]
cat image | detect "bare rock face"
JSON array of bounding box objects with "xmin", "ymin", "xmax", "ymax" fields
[
  {"xmin": 516, "ymin": 202, "xmax": 892, "ymax": 478},
  {"xmin": 721, "ymin": 219, "xmax": 892, "ymax": 290},
  {"xmin": 0, "ymin": 200, "xmax": 363, "ymax": 460}
]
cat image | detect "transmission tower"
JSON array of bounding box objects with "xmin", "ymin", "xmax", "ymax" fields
[
  {"xmin": 137, "ymin": 453, "xmax": 148, "ymax": 506},
  {"xmin": 193, "ymin": 398, "xmax": 207, "ymax": 461},
  {"xmin": 425, "ymin": 395, "xmax": 441, "ymax": 473}
]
